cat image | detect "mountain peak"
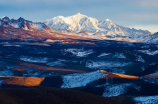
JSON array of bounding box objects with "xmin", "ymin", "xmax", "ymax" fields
[
  {"xmin": 1, "ymin": 16, "xmax": 10, "ymax": 22},
  {"xmin": 71, "ymin": 13, "xmax": 87, "ymax": 18},
  {"xmin": 1, "ymin": 16, "xmax": 9, "ymax": 19},
  {"xmin": 105, "ymin": 19, "xmax": 111, "ymax": 21},
  {"xmin": 76, "ymin": 13, "xmax": 83, "ymax": 16},
  {"xmin": 18, "ymin": 17, "xmax": 25, "ymax": 20}
]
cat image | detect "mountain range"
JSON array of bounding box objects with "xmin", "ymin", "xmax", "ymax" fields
[
  {"xmin": 0, "ymin": 13, "xmax": 157, "ymax": 43},
  {"xmin": 44, "ymin": 13, "xmax": 157, "ymax": 43}
]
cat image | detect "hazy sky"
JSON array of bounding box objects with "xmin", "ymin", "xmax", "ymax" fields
[{"xmin": 0, "ymin": 0, "xmax": 157, "ymax": 32}]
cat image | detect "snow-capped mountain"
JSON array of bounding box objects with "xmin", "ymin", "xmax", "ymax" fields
[
  {"xmin": 0, "ymin": 16, "xmax": 53, "ymax": 32},
  {"xmin": 45, "ymin": 13, "xmax": 150, "ymax": 40}
]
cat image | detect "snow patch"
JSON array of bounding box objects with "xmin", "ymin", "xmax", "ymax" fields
[
  {"xmin": 47, "ymin": 61, "xmax": 64, "ymax": 67},
  {"xmin": 86, "ymin": 60, "xmax": 132, "ymax": 69},
  {"xmin": 134, "ymin": 95, "xmax": 158, "ymax": 104},
  {"xmin": 64, "ymin": 48, "xmax": 94, "ymax": 57},
  {"xmin": 113, "ymin": 53, "xmax": 126, "ymax": 59},
  {"xmin": 3, "ymin": 44, "xmax": 21, "ymax": 47},
  {"xmin": 103, "ymin": 83, "xmax": 140, "ymax": 97},
  {"xmin": 20, "ymin": 56, "xmax": 49, "ymax": 63},
  {"xmin": 61, "ymin": 70, "xmax": 106, "ymax": 88},
  {"xmin": 98, "ymin": 53, "xmax": 112, "ymax": 57},
  {"xmin": 136, "ymin": 56, "xmax": 145, "ymax": 63},
  {"xmin": 138, "ymin": 50, "xmax": 158, "ymax": 56}
]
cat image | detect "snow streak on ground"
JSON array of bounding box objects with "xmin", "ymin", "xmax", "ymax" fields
[
  {"xmin": 103, "ymin": 83, "xmax": 140, "ymax": 97},
  {"xmin": 86, "ymin": 61, "xmax": 132, "ymax": 69},
  {"xmin": 134, "ymin": 95, "xmax": 158, "ymax": 104},
  {"xmin": 47, "ymin": 61, "xmax": 64, "ymax": 67},
  {"xmin": 20, "ymin": 56, "xmax": 49, "ymax": 63},
  {"xmin": 64, "ymin": 48, "xmax": 94, "ymax": 57},
  {"xmin": 61, "ymin": 70, "xmax": 106, "ymax": 88},
  {"xmin": 98, "ymin": 53, "xmax": 112, "ymax": 57},
  {"xmin": 138, "ymin": 50, "xmax": 158, "ymax": 56}
]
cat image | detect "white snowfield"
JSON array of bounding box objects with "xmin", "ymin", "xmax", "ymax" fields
[
  {"xmin": 103, "ymin": 83, "xmax": 140, "ymax": 97},
  {"xmin": 64, "ymin": 48, "xmax": 94, "ymax": 57},
  {"xmin": 61, "ymin": 70, "xmax": 106, "ymax": 88},
  {"xmin": 134, "ymin": 95, "xmax": 158, "ymax": 104}
]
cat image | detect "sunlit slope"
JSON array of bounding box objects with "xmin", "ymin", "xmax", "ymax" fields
[
  {"xmin": 99, "ymin": 70, "xmax": 140, "ymax": 79},
  {"xmin": 1, "ymin": 76, "xmax": 44, "ymax": 87}
]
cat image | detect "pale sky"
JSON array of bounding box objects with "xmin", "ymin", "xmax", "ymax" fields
[{"xmin": 0, "ymin": 0, "xmax": 157, "ymax": 32}]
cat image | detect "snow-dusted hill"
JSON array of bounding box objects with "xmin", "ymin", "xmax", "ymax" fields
[{"xmin": 45, "ymin": 13, "xmax": 150, "ymax": 41}]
